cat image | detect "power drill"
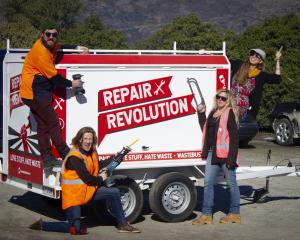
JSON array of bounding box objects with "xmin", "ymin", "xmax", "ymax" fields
[
  {"xmin": 72, "ymin": 74, "xmax": 85, "ymax": 95},
  {"xmin": 103, "ymin": 146, "xmax": 131, "ymax": 187},
  {"xmin": 101, "ymin": 139, "xmax": 139, "ymax": 187}
]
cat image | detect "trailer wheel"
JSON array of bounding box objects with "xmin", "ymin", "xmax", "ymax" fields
[
  {"xmin": 149, "ymin": 172, "xmax": 197, "ymax": 222},
  {"xmin": 114, "ymin": 176, "xmax": 143, "ymax": 223},
  {"xmin": 92, "ymin": 175, "xmax": 143, "ymax": 224}
]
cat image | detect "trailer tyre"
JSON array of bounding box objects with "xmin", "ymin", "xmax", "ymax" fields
[
  {"xmin": 92, "ymin": 175, "xmax": 143, "ymax": 224},
  {"xmin": 149, "ymin": 172, "xmax": 197, "ymax": 222},
  {"xmin": 114, "ymin": 176, "xmax": 143, "ymax": 223}
]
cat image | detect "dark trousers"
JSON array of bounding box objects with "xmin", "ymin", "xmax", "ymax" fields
[
  {"xmin": 22, "ymin": 98, "xmax": 69, "ymax": 159},
  {"xmin": 41, "ymin": 187, "xmax": 127, "ymax": 233}
]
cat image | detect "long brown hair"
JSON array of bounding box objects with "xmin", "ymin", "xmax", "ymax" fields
[
  {"xmin": 71, "ymin": 127, "xmax": 98, "ymax": 150},
  {"xmin": 212, "ymin": 89, "xmax": 238, "ymax": 122},
  {"xmin": 235, "ymin": 58, "xmax": 265, "ymax": 85}
]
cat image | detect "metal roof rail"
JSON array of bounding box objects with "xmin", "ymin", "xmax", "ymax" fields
[
  {"xmin": 6, "ymin": 39, "xmax": 30, "ymax": 53},
  {"xmin": 6, "ymin": 39, "xmax": 226, "ymax": 56}
]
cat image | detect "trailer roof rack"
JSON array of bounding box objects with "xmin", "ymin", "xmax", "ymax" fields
[{"xmin": 6, "ymin": 39, "xmax": 226, "ymax": 56}]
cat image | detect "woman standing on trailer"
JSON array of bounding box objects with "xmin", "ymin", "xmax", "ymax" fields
[
  {"xmin": 192, "ymin": 89, "xmax": 240, "ymax": 225},
  {"xmin": 230, "ymin": 47, "xmax": 282, "ymax": 121}
]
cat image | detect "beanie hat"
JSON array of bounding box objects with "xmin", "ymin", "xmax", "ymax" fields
[
  {"xmin": 250, "ymin": 49, "xmax": 266, "ymax": 61},
  {"xmin": 40, "ymin": 19, "xmax": 60, "ymax": 33}
]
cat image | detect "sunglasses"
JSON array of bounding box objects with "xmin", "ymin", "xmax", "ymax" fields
[
  {"xmin": 44, "ymin": 31, "xmax": 58, "ymax": 38},
  {"xmin": 216, "ymin": 95, "xmax": 227, "ymax": 101},
  {"xmin": 250, "ymin": 52, "xmax": 262, "ymax": 60}
]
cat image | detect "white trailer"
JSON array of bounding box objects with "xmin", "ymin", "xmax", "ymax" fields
[{"xmin": 0, "ymin": 42, "xmax": 297, "ymax": 223}]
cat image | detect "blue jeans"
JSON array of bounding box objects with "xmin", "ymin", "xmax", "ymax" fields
[
  {"xmin": 202, "ymin": 151, "xmax": 240, "ymax": 215},
  {"xmin": 41, "ymin": 186, "xmax": 126, "ymax": 233}
]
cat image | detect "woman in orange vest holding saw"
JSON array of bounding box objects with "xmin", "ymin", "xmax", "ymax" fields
[
  {"xmin": 29, "ymin": 127, "xmax": 140, "ymax": 234},
  {"xmin": 192, "ymin": 89, "xmax": 240, "ymax": 225}
]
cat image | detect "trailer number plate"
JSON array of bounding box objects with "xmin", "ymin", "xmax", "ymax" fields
[{"xmin": 42, "ymin": 186, "xmax": 55, "ymax": 197}]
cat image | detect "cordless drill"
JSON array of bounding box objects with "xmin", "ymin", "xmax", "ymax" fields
[
  {"xmin": 101, "ymin": 139, "xmax": 139, "ymax": 187},
  {"xmin": 72, "ymin": 74, "xmax": 85, "ymax": 95}
]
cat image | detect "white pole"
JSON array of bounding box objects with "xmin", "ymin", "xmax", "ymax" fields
[
  {"xmin": 6, "ymin": 39, "xmax": 10, "ymax": 53},
  {"xmin": 173, "ymin": 41, "xmax": 177, "ymax": 55}
]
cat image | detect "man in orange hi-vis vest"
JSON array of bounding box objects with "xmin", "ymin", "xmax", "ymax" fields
[
  {"xmin": 20, "ymin": 24, "xmax": 88, "ymax": 169},
  {"xmin": 29, "ymin": 127, "xmax": 141, "ymax": 234}
]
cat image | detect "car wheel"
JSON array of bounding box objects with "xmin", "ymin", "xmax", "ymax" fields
[{"xmin": 274, "ymin": 118, "xmax": 294, "ymax": 146}]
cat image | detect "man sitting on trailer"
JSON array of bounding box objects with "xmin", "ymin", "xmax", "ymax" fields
[
  {"xmin": 29, "ymin": 126, "xmax": 141, "ymax": 234},
  {"xmin": 20, "ymin": 22, "xmax": 89, "ymax": 168}
]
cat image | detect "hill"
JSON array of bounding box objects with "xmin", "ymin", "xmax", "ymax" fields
[{"xmin": 82, "ymin": 0, "xmax": 300, "ymax": 44}]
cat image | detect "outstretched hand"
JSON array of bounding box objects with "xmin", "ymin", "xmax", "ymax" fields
[
  {"xmin": 197, "ymin": 104, "xmax": 206, "ymax": 113},
  {"xmin": 274, "ymin": 46, "xmax": 283, "ymax": 61},
  {"xmin": 77, "ymin": 46, "xmax": 89, "ymax": 54}
]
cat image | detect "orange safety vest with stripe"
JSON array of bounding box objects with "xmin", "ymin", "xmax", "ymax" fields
[
  {"xmin": 20, "ymin": 39, "xmax": 61, "ymax": 100},
  {"xmin": 61, "ymin": 147, "xmax": 99, "ymax": 210},
  {"xmin": 202, "ymin": 108, "xmax": 231, "ymax": 158}
]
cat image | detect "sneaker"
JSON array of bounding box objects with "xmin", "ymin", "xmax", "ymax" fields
[
  {"xmin": 117, "ymin": 224, "xmax": 141, "ymax": 233},
  {"xmin": 70, "ymin": 226, "xmax": 88, "ymax": 235},
  {"xmin": 29, "ymin": 218, "xmax": 42, "ymax": 230},
  {"xmin": 219, "ymin": 213, "xmax": 241, "ymax": 224},
  {"xmin": 43, "ymin": 155, "xmax": 62, "ymax": 168},
  {"xmin": 192, "ymin": 214, "xmax": 213, "ymax": 225}
]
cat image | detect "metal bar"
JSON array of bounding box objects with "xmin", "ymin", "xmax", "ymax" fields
[
  {"xmin": 61, "ymin": 49, "xmax": 225, "ymax": 55},
  {"xmin": 266, "ymin": 149, "xmax": 271, "ymax": 192},
  {"xmin": 5, "ymin": 38, "xmax": 226, "ymax": 55},
  {"xmin": 173, "ymin": 41, "xmax": 177, "ymax": 55},
  {"xmin": 6, "ymin": 39, "xmax": 10, "ymax": 53},
  {"xmin": 222, "ymin": 41, "xmax": 226, "ymax": 55},
  {"xmin": 235, "ymin": 166, "xmax": 296, "ymax": 180}
]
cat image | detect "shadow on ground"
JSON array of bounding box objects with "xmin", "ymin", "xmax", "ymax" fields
[{"xmin": 9, "ymin": 183, "xmax": 300, "ymax": 229}]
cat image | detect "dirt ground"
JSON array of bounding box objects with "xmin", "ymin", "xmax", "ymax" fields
[{"xmin": 0, "ymin": 133, "xmax": 299, "ymax": 240}]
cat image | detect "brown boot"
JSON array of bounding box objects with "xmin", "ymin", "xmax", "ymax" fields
[
  {"xmin": 192, "ymin": 215, "xmax": 213, "ymax": 225},
  {"xmin": 117, "ymin": 223, "xmax": 141, "ymax": 233},
  {"xmin": 219, "ymin": 214, "xmax": 241, "ymax": 224}
]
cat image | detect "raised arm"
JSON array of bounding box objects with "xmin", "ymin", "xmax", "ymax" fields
[
  {"xmin": 274, "ymin": 46, "xmax": 283, "ymax": 75},
  {"xmin": 196, "ymin": 104, "xmax": 206, "ymax": 131}
]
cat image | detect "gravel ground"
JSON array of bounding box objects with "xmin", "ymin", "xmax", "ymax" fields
[{"xmin": 0, "ymin": 134, "xmax": 299, "ymax": 240}]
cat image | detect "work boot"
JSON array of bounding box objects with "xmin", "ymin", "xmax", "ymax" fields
[
  {"xmin": 219, "ymin": 213, "xmax": 241, "ymax": 224},
  {"xmin": 43, "ymin": 155, "xmax": 62, "ymax": 168},
  {"xmin": 29, "ymin": 218, "xmax": 42, "ymax": 230},
  {"xmin": 117, "ymin": 224, "xmax": 141, "ymax": 233},
  {"xmin": 192, "ymin": 215, "xmax": 213, "ymax": 225}
]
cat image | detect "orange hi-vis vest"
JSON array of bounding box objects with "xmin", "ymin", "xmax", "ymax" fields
[
  {"xmin": 61, "ymin": 147, "xmax": 99, "ymax": 210},
  {"xmin": 202, "ymin": 108, "xmax": 231, "ymax": 158},
  {"xmin": 20, "ymin": 39, "xmax": 60, "ymax": 99}
]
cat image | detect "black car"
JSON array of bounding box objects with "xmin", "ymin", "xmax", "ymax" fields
[
  {"xmin": 238, "ymin": 117, "xmax": 259, "ymax": 147},
  {"xmin": 269, "ymin": 96, "xmax": 300, "ymax": 145}
]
